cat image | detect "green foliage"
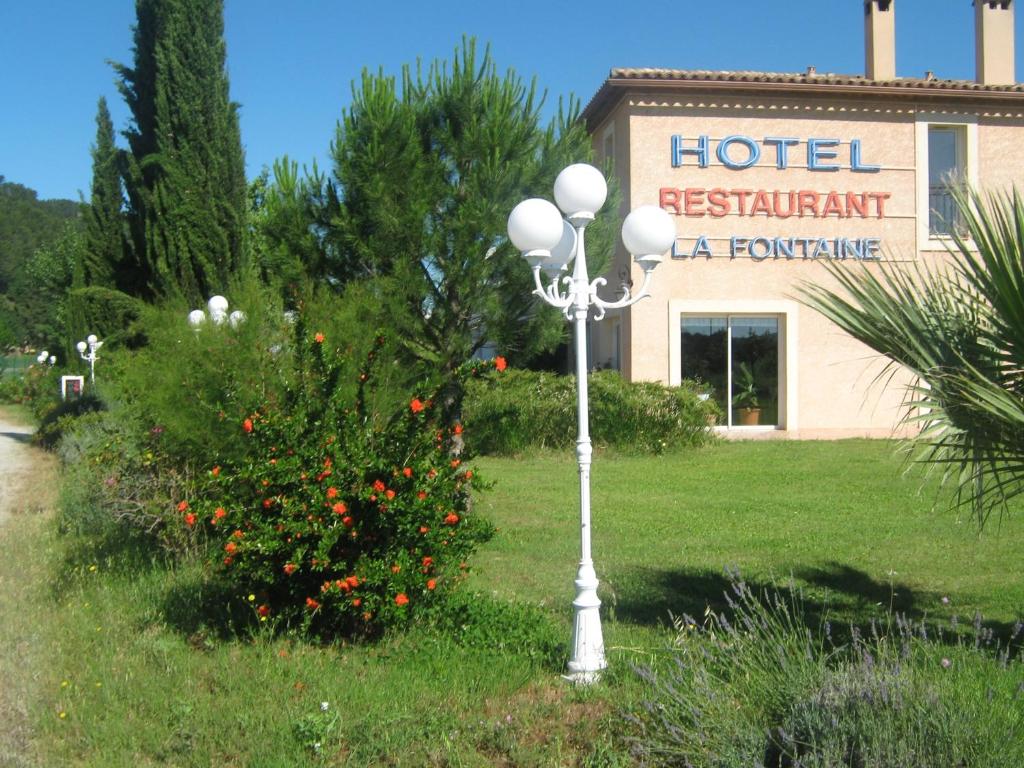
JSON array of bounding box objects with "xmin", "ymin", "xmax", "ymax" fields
[
  {"xmin": 34, "ymin": 393, "xmax": 105, "ymax": 450},
  {"xmin": 249, "ymin": 158, "xmax": 326, "ymax": 293},
  {"xmin": 628, "ymin": 576, "xmax": 1024, "ymax": 767},
  {"xmin": 324, "ymin": 38, "xmax": 615, "ymax": 377},
  {"xmin": 731, "ymin": 360, "xmax": 760, "ymax": 409},
  {"xmin": 82, "ymin": 97, "xmax": 124, "ymax": 289},
  {"xmin": 0, "ymin": 178, "xmax": 81, "ymax": 345},
  {"xmin": 463, "ymin": 368, "xmax": 719, "ymax": 454},
  {"xmin": 63, "ymin": 286, "xmax": 143, "ymax": 356},
  {"xmin": 189, "ymin": 333, "xmax": 496, "ymax": 636},
  {"xmin": 801, "ymin": 188, "xmax": 1024, "ymax": 526},
  {"xmin": 116, "ymin": 0, "xmax": 247, "ymax": 301}
]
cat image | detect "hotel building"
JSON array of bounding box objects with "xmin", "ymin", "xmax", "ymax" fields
[{"xmin": 582, "ymin": 0, "xmax": 1024, "ymax": 437}]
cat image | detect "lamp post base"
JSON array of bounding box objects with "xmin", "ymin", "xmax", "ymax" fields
[{"xmin": 564, "ymin": 562, "xmax": 606, "ymax": 684}]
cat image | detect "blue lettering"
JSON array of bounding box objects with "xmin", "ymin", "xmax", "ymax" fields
[
  {"xmin": 671, "ymin": 135, "xmax": 709, "ymax": 168},
  {"xmin": 812, "ymin": 238, "xmax": 833, "ymax": 258},
  {"xmin": 717, "ymin": 135, "xmax": 761, "ymax": 169},
  {"xmin": 692, "ymin": 235, "xmax": 713, "ymax": 259},
  {"xmin": 807, "ymin": 138, "xmax": 840, "ymax": 171},
  {"xmin": 864, "ymin": 238, "xmax": 882, "ymax": 259},
  {"xmin": 749, "ymin": 237, "xmax": 773, "ymax": 260},
  {"xmin": 775, "ymin": 237, "xmax": 795, "ymax": 259},
  {"xmin": 730, "ymin": 236, "xmax": 748, "ymax": 258},
  {"xmin": 763, "ymin": 137, "xmax": 799, "ymax": 169},
  {"xmin": 850, "ymin": 140, "xmax": 880, "ymax": 172}
]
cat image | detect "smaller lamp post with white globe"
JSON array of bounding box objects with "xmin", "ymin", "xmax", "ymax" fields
[
  {"xmin": 507, "ymin": 164, "xmax": 676, "ymax": 684},
  {"xmin": 76, "ymin": 334, "xmax": 103, "ymax": 384}
]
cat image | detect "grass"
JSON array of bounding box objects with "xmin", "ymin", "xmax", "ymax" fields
[{"xmin": 3, "ymin": 438, "xmax": 1023, "ymax": 765}]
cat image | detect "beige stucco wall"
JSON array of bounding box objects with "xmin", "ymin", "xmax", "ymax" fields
[{"xmin": 590, "ymin": 89, "xmax": 1024, "ymax": 437}]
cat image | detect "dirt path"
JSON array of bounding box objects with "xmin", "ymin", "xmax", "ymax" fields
[
  {"xmin": 0, "ymin": 413, "xmax": 38, "ymax": 527},
  {"xmin": 0, "ymin": 409, "xmax": 56, "ymax": 768}
]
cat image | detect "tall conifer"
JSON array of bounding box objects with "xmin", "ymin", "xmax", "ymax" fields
[
  {"xmin": 82, "ymin": 97, "xmax": 123, "ymax": 288},
  {"xmin": 116, "ymin": 0, "xmax": 247, "ymax": 300}
]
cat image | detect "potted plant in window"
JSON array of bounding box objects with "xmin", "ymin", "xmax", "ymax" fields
[{"xmin": 732, "ymin": 362, "xmax": 761, "ymax": 426}]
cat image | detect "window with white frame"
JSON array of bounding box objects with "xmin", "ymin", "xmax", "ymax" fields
[{"xmin": 916, "ymin": 115, "xmax": 977, "ymax": 243}]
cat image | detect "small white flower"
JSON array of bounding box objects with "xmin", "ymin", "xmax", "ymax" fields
[
  {"xmin": 320, "ymin": 701, "xmax": 329, "ymax": 711},
  {"xmin": 313, "ymin": 742, "xmax": 321, "ymax": 751}
]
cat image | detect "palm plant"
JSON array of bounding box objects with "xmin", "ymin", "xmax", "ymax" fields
[{"xmin": 801, "ymin": 187, "xmax": 1024, "ymax": 527}]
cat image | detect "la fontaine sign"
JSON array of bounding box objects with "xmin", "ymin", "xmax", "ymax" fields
[{"xmin": 663, "ymin": 134, "xmax": 890, "ymax": 261}]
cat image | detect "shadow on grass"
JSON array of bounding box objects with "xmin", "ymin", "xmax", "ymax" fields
[{"xmin": 606, "ymin": 561, "xmax": 1023, "ymax": 647}]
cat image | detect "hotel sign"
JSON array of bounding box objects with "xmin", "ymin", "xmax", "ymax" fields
[{"xmin": 663, "ymin": 134, "xmax": 889, "ymax": 260}]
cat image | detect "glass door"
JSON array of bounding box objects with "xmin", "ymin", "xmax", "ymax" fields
[{"xmin": 681, "ymin": 315, "xmax": 780, "ymax": 427}]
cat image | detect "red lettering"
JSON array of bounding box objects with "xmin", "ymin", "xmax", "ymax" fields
[
  {"xmin": 845, "ymin": 192, "xmax": 867, "ymax": 218},
  {"xmin": 707, "ymin": 188, "xmax": 730, "ymax": 217},
  {"xmin": 821, "ymin": 191, "xmax": 843, "ymax": 217},
  {"xmin": 749, "ymin": 190, "xmax": 772, "ymax": 216},
  {"xmin": 659, "ymin": 188, "xmax": 681, "ymax": 215},
  {"xmin": 798, "ymin": 190, "xmax": 820, "ymax": 217},
  {"xmin": 732, "ymin": 189, "xmax": 753, "ymax": 216},
  {"xmin": 773, "ymin": 191, "xmax": 796, "ymax": 218},
  {"xmin": 868, "ymin": 192, "xmax": 890, "ymax": 218},
  {"xmin": 683, "ymin": 188, "xmax": 706, "ymax": 217}
]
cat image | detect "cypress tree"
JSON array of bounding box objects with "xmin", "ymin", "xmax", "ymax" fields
[
  {"xmin": 82, "ymin": 97, "xmax": 123, "ymax": 288},
  {"xmin": 116, "ymin": 0, "xmax": 247, "ymax": 301}
]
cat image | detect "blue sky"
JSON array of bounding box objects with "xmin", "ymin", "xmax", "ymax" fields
[{"xmin": 4, "ymin": 0, "xmax": 1023, "ymax": 201}]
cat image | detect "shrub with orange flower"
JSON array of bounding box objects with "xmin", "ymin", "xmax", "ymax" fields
[{"xmin": 190, "ymin": 332, "xmax": 494, "ymax": 636}]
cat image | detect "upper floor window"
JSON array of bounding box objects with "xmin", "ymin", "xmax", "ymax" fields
[{"xmin": 928, "ymin": 125, "xmax": 965, "ymax": 236}]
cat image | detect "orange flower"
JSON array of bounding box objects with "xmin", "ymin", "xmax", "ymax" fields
[
  {"xmin": 211, "ymin": 465, "xmax": 221, "ymax": 477},
  {"xmin": 494, "ymin": 356, "xmax": 507, "ymax": 372},
  {"xmin": 257, "ymin": 604, "xmax": 270, "ymax": 617},
  {"xmin": 346, "ymin": 575, "xmax": 359, "ymax": 588},
  {"xmin": 426, "ymin": 579, "xmax": 437, "ymax": 591},
  {"xmin": 184, "ymin": 513, "xmax": 197, "ymax": 527},
  {"xmin": 385, "ymin": 489, "xmax": 396, "ymax": 500},
  {"xmin": 419, "ymin": 526, "xmax": 430, "ymax": 534},
  {"xmin": 450, "ymin": 459, "xmax": 461, "ymax": 469},
  {"xmin": 223, "ymin": 556, "xmax": 234, "ymax": 566},
  {"xmin": 213, "ymin": 507, "xmax": 227, "ymax": 521},
  {"xmin": 391, "ymin": 564, "xmax": 401, "ymax": 573},
  {"xmin": 283, "ymin": 563, "xmax": 297, "ymax": 576},
  {"xmin": 453, "ymin": 423, "xmax": 463, "ymax": 435},
  {"xmin": 352, "ymin": 598, "xmax": 362, "ymax": 607},
  {"xmin": 332, "ymin": 501, "xmax": 347, "ymax": 515},
  {"xmin": 464, "ymin": 470, "xmax": 473, "ymax": 479},
  {"xmin": 177, "ymin": 500, "xmax": 189, "ymax": 513},
  {"xmin": 326, "ymin": 487, "xmax": 338, "ymax": 499},
  {"xmin": 243, "ymin": 418, "xmax": 253, "ymax": 433},
  {"xmin": 262, "ymin": 498, "xmax": 273, "ymax": 509},
  {"xmin": 314, "ymin": 332, "xmax": 325, "ymax": 344},
  {"xmin": 305, "ymin": 597, "xmax": 320, "ymax": 611},
  {"xmin": 372, "ymin": 479, "xmax": 386, "ymax": 493},
  {"xmin": 394, "ymin": 593, "xmax": 409, "ymax": 607},
  {"xmin": 225, "ymin": 541, "xmax": 238, "ymax": 554},
  {"xmin": 422, "ymin": 556, "xmax": 433, "ymax": 568},
  {"xmin": 410, "ymin": 398, "xmax": 425, "ymax": 413},
  {"xmin": 444, "ymin": 513, "xmax": 460, "ymax": 525},
  {"xmin": 342, "ymin": 515, "xmax": 354, "ymax": 527},
  {"xmin": 427, "ymin": 469, "xmax": 437, "ymax": 479},
  {"xmin": 232, "ymin": 529, "xmax": 244, "ymax": 540},
  {"xmin": 402, "ymin": 467, "xmax": 413, "ymax": 478},
  {"xmin": 416, "ymin": 491, "xmax": 427, "ymax": 501}
]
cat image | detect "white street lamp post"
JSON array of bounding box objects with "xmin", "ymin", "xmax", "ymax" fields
[
  {"xmin": 507, "ymin": 164, "xmax": 676, "ymax": 684},
  {"xmin": 76, "ymin": 334, "xmax": 103, "ymax": 384},
  {"xmin": 36, "ymin": 351, "xmax": 55, "ymax": 366}
]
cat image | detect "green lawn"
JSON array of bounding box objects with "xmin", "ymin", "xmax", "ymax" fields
[{"xmin": 4, "ymin": 439, "xmax": 1022, "ymax": 766}]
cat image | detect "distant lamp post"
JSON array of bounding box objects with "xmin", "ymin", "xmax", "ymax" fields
[
  {"xmin": 76, "ymin": 334, "xmax": 103, "ymax": 384},
  {"xmin": 188, "ymin": 295, "xmax": 245, "ymax": 329},
  {"xmin": 36, "ymin": 351, "xmax": 55, "ymax": 366},
  {"xmin": 507, "ymin": 163, "xmax": 676, "ymax": 684}
]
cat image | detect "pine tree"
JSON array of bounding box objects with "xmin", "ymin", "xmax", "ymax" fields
[
  {"xmin": 116, "ymin": 0, "xmax": 247, "ymax": 301},
  {"xmin": 326, "ymin": 39, "xmax": 615, "ymax": 385},
  {"xmin": 82, "ymin": 97, "xmax": 123, "ymax": 288}
]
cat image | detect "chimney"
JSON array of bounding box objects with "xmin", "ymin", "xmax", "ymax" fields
[
  {"xmin": 975, "ymin": 0, "xmax": 1016, "ymax": 85},
  {"xmin": 865, "ymin": 0, "xmax": 896, "ymax": 80}
]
